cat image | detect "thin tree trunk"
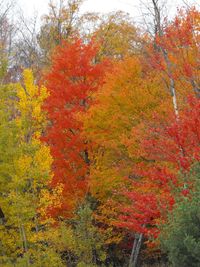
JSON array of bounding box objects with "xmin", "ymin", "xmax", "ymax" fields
[
  {"xmin": 191, "ymin": 79, "xmax": 200, "ymax": 98},
  {"xmin": 129, "ymin": 236, "xmax": 138, "ymax": 267},
  {"xmin": 170, "ymin": 77, "xmax": 179, "ymax": 118},
  {"xmin": 151, "ymin": 0, "xmax": 180, "ymax": 118},
  {"xmin": 129, "ymin": 233, "xmax": 143, "ymax": 267},
  {"xmin": 161, "ymin": 48, "xmax": 179, "ymax": 118},
  {"xmin": 132, "ymin": 233, "xmax": 143, "ymax": 267},
  {"xmin": 16, "ymin": 189, "xmax": 30, "ymax": 267},
  {"xmin": 21, "ymin": 224, "xmax": 30, "ymax": 267}
]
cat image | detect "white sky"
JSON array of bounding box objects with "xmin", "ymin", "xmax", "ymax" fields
[{"xmin": 17, "ymin": 0, "xmax": 199, "ymax": 23}]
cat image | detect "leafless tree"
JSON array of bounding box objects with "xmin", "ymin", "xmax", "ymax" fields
[
  {"xmin": 13, "ymin": 12, "xmax": 41, "ymax": 70},
  {"xmin": 0, "ymin": 0, "xmax": 18, "ymax": 83}
]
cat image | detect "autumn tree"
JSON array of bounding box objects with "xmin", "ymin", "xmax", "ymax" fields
[
  {"xmin": 146, "ymin": 5, "xmax": 200, "ymax": 115},
  {"xmin": 43, "ymin": 39, "xmax": 108, "ymax": 218},
  {"xmin": 118, "ymin": 93, "xmax": 200, "ymax": 263},
  {"xmin": 158, "ymin": 7, "xmax": 200, "ymax": 97},
  {"xmin": 81, "ymin": 11, "xmax": 142, "ymax": 60},
  {"xmin": 81, "ymin": 7, "xmax": 200, "ymax": 258},
  {"xmin": 117, "ymin": 9, "xmax": 200, "ymax": 256},
  {"xmin": 119, "ymin": 7, "xmax": 200, "ymax": 239},
  {"xmin": 38, "ymin": 0, "xmax": 84, "ymax": 65},
  {"xmin": 0, "ymin": 70, "xmax": 64, "ymax": 266},
  {"xmin": 82, "ymin": 56, "xmax": 169, "ymax": 202},
  {"xmin": 79, "ymin": 55, "xmax": 171, "ymax": 265}
]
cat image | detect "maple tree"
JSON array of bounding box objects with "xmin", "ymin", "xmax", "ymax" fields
[
  {"xmin": 157, "ymin": 8, "xmax": 199, "ymax": 94},
  {"xmin": 116, "ymin": 7, "xmax": 200, "ymax": 249},
  {"xmin": 147, "ymin": 7, "xmax": 200, "ymax": 116},
  {"xmin": 119, "ymin": 93, "xmax": 200, "ymax": 244},
  {"xmin": 43, "ymin": 38, "xmax": 108, "ymax": 218}
]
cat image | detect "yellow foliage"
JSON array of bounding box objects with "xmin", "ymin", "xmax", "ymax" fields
[
  {"xmin": 0, "ymin": 70, "xmax": 63, "ymax": 265},
  {"xmin": 17, "ymin": 69, "xmax": 49, "ymax": 127}
]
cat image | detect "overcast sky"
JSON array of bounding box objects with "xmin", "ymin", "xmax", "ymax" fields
[{"xmin": 17, "ymin": 0, "xmax": 199, "ymax": 22}]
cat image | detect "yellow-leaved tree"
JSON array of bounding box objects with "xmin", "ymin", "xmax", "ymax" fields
[{"xmin": 0, "ymin": 70, "xmax": 64, "ymax": 266}]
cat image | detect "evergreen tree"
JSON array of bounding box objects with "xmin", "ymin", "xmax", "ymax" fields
[{"xmin": 160, "ymin": 163, "xmax": 200, "ymax": 267}]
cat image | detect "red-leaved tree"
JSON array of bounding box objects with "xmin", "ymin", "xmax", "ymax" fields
[
  {"xmin": 43, "ymin": 39, "xmax": 109, "ymax": 217},
  {"xmin": 119, "ymin": 95, "xmax": 200, "ymax": 239}
]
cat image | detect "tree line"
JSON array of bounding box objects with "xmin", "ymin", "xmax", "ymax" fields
[{"xmin": 0, "ymin": 0, "xmax": 200, "ymax": 266}]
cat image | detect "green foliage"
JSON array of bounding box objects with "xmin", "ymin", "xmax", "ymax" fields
[
  {"xmin": 52, "ymin": 203, "xmax": 107, "ymax": 266},
  {"xmin": 160, "ymin": 164, "xmax": 200, "ymax": 267},
  {"xmin": 72, "ymin": 204, "xmax": 107, "ymax": 265},
  {"xmin": 0, "ymin": 57, "xmax": 8, "ymax": 82}
]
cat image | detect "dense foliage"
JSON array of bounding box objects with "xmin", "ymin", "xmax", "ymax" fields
[{"xmin": 0, "ymin": 1, "xmax": 199, "ymax": 266}]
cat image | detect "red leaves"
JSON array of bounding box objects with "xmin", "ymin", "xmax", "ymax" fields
[
  {"xmin": 119, "ymin": 95, "xmax": 200, "ymax": 239},
  {"xmin": 119, "ymin": 189, "xmax": 161, "ymax": 237},
  {"xmin": 43, "ymin": 39, "xmax": 108, "ymax": 217},
  {"xmin": 40, "ymin": 7, "xmax": 200, "ymax": 251},
  {"xmin": 148, "ymin": 8, "xmax": 200, "ymax": 95},
  {"xmin": 142, "ymin": 95, "xmax": 200, "ymax": 172}
]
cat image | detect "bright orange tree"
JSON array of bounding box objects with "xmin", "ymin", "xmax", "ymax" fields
[{"xmin": 43, "ymin": 39, "xmax": 108, "ymax": 217}]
